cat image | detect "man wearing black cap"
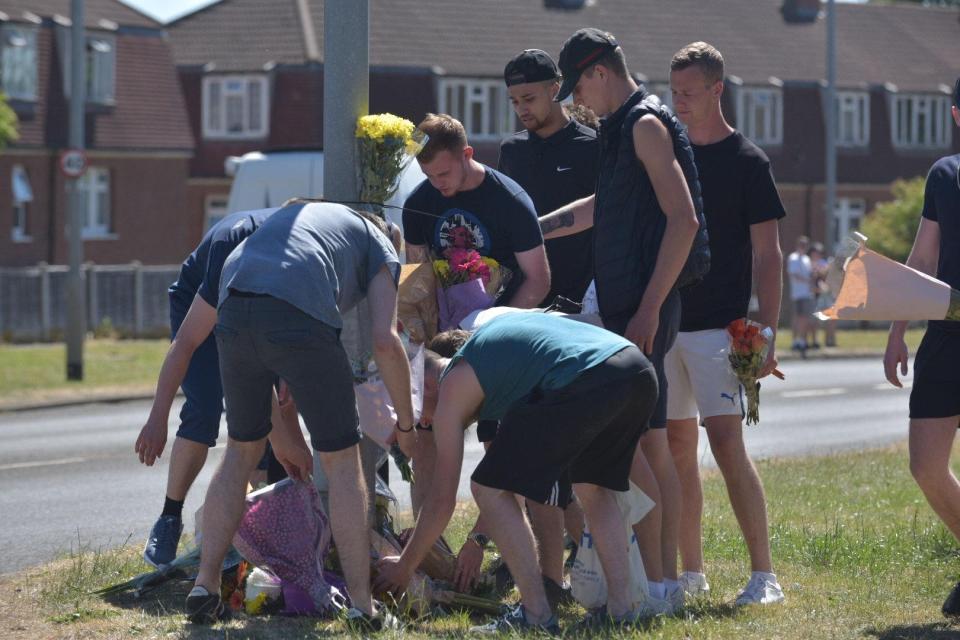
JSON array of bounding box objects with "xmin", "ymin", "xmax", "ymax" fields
[
  {"xmin": 538, "ymin": 27, "xmax": 704, "ymax": 613},
  {"xmin": 499, "ymin": 49, "xmax": 598, "ymax": 307},
  {"xmin": 884, "ymin": 76, "xmax": 960, "ymax": 619}
]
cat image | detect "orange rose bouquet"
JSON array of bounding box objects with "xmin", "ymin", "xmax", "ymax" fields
[{"xmin": 726, "ymin": 318, "xmax": 782, "ymax": 425}]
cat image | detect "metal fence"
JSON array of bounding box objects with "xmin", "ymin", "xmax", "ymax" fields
[{"xmin": 0, "ymin": 263, "xmax": 179, "ymax": 342}]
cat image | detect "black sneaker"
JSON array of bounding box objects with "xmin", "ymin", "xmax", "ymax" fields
[
  {"xmin": 943, "ymin": 581, "xmax": 960, "ymax": 618},
  {"xmin": 469, "ymin": 604, "xmax": 560, "ymax": 635},
  {"xmin": 144, "ymin": 515, "xmax": 183, "ymax": 568},
  {"xmin": 344, "ymin": 605, "xmax": 401, "ymax": 632},
  {"xmin": 543, "ymin": 576, "xmax": 575, "ymax": 610},
  {"xmin": 185, "ymin": 586, "xmax": 228, "ymax": 624}
]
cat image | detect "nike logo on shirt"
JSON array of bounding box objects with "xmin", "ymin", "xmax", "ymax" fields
[{"xmin": 556, "ymin": 166, "xmax": 572, "ymax": 172}]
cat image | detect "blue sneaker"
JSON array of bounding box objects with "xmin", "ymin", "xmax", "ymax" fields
[{"xmin": 144, "ymin": 515, "xmax": 183, "ymax": 567}]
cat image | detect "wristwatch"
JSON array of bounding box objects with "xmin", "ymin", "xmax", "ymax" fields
[{"xmin": 467, "ymin": 532, "xmax": 490, "ymax": 549}]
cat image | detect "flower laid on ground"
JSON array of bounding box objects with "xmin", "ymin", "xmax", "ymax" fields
[
  {"xmin": 355, "ymin": 113, "xmax": 427, "ymax": 215},
  {"xmin": 727, "ymin": 318, "xmax": 779, "ymax": 426}
]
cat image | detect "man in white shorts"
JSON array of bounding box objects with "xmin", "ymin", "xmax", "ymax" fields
[{"xmin": 664, "ymin": 42, "xmax": 786, "ymax": 606}]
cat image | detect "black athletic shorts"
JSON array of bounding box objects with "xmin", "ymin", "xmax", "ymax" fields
[
  {"xmin": 910, "ymin": 325, "xmax": 960, "ymax": 421},
  {"xmin": 602, "ymin": 288, "xmax": 679, "ymax": 430},
  {"xmin": 471, "ymin": 346, "xmax": 657, "ymax": 505}
]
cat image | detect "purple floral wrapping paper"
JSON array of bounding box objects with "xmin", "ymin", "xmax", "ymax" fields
[
  {"xmin": 233, "ymin": 479, "xmax": 348, "ymax": 615},
  {"xmin": 437, "ymin": 278, "xmax": 493, "ymax": 332}
]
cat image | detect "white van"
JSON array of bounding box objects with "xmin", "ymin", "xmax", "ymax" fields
[{"xmin": 224, "ymin": 149, "xmax": 427, "ymax": 231}]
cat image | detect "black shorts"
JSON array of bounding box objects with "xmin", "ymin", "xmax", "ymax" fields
[
  {"xmin": 471, "ymin": 346, "xmax": 658, "ymax": 505},
  {"xmin": 216, "ymin": 295, "xmax": 361, "ymax": 452},
  {"xmin": 602, "ymin": 288, "xmax": 679, "ymax": 429},
  {"xmin": 476, "ymin": 420, "xmax": 573, "ymax": 508},
  {"xmin": 910, "ymin": 326, "xmax": 960, "ymax": 421}
]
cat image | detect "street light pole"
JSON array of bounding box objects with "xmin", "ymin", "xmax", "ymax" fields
[
  {"xmin": 66, "ymin": 0, "xmax": 86, "ymax": 380},
  {"xmin": 825, "ymin": 0, "xmax": 837, "ymax": 245}
]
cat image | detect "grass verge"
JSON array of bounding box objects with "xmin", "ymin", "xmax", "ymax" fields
[
  {"xmin": 2, "ymin": 443, "xmax": 960, "ymax": 638},
  {"xmin": 0, "ymin": 339, "xmax": 168, "ymax": 406}
]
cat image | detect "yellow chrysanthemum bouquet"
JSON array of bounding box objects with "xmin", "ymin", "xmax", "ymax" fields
[{"xmin": 355, "ymin": 113, "xmax": 427, "ymax": 216}]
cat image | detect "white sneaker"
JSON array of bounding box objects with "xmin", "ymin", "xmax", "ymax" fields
[
  {"xmin": 632, "ymin": 594, "xmax": 672, "ymax": 619},
  {"xmin": 666, "ymin": 583, "xmax": 686, "ymax": 613},
  {"xmin": 678, "ymin": 571, "xmax": 710, "ymax": 597},
  {"xmin": 735, "ymin": 573, "xmax": 785, "ymax": 606}
]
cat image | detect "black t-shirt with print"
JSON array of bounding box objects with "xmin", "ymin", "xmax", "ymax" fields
[
  {"xmin": 679, "ymin": 131, "xmax": 786, "ymax": 332},
  {"xmin": 402, "ymin": 165, "xmax": 544, "ymax": 300},
  {"xmin": 922, "ymin": 153, "xmax": 960, "ymax": 333},
  {"xmin": 498, "ymin": 119, "xmax": 599, "ymax": 305}
]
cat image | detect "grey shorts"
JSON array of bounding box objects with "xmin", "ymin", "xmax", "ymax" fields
[
  {"xmin": 793, "ymin": 298, "xmax": 816, "ymax": 317},
  {"xmin": 215, "ymin": 294, "xmax": 360, "ymax": 452}
]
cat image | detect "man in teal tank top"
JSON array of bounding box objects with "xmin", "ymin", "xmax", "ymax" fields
[{"xmin": 374, "ymin": 313, "xmax": 658, "ymax": 632}]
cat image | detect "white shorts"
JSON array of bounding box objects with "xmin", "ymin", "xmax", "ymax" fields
[{"xmin": 664, "ymin": 328, "xmax": 745, "ymax": 422}]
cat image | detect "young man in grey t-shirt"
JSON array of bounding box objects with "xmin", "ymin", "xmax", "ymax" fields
[{"xmin": 185, "ymin": 202, "xmax": 416, "ymax": 631}]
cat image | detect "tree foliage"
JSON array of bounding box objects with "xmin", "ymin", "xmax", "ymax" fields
[
  {"xmin": 860, "ymin": 176, "xmax": 926, "ymax": 263},
  {"xmin": 0, "ymin": 92, "xmax": 19, "ymax": 149}
]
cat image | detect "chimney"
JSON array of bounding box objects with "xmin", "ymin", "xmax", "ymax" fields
[{"xmin": 781, "ymin": 0, "xmax": 821, "ymax": 23}]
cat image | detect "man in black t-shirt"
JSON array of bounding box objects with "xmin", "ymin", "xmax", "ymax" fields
[
  {"xmin": 664, "ymin": 42, "xmax": 786, "ymax": 606},
  {"xmin": 402, "ymin": 113, "xmax": 550, "ymax": 308},
  {"xmin": 498, "ymin": 49, "xmax": 598, "ymax": 306},
  {"xmin": 884, "ymin": 76, "xmax": 960, "ymax": 619}
]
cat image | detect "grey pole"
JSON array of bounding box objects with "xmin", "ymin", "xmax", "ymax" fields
[
  {"xmin": 323, "ymin": 0, "xmax": 369, "ymax": 202},
  {"xmin": 825, "ymin": 0, "xmax": 837, "ymax": 243},
  {"xmin": 66, "ymin": 0, "xmax": 86, "ymax": 380},
  {"xmin": 322, "ymin": 0, "xmax": 381, "ymax": 517}
]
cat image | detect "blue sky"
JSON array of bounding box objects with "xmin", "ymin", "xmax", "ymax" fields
[{"xmin": 121, "ymin": 0, "xmax": 869, "ymax": 25}]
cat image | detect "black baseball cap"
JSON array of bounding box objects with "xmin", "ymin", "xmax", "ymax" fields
[
  {"xmin": 504, "ymin": 49, "xmax": 560, "ymax": 87},
  {"xmin": 555, "ymin": 28, "xmax": 619, "ymax": 102}
]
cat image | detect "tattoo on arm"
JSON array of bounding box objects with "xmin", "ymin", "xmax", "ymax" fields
[{"xmin": 539, "ymin": 210, "xmax": 574, "ymax": 235}]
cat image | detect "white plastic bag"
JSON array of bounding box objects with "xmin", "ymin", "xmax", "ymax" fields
[{"xmin": 571, "ymin": 483, "xmax": 653, "ymax": 610}]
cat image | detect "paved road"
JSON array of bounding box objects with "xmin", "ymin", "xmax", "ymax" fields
[{"xmin": 0, "ymin": 357, "xmax": 913, "ymax": 575}]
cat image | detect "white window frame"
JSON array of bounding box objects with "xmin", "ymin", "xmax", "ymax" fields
[
  {"xmin": 835, "ymin": 91, "xmax": 870, "ymax": 148},
  {"xmin": 202, "ymin": 75, "xmax": 270, "ymax": 140},
  {"xmin": 831, "ymin": 197, "xmax": 866, "ymax": 253},
  {"xmin": 1, "ymin": 23, "xmax": 38, "ymax": 101},
  {"xmin": 736, "ymin": 86, "xmax": 783, "ymax": 146},
  {"xmin": 438, "ymin": 78, "xmax": 518, "ymax": 142},
  {"xmin": 77, "ymin": 167, "xmax": 112, "ymax": 239},
  {"xmin": 57, "ymin": 28, "xmax": 116, "ymax": 105},
  {"xmin": 890, "ymin": 93, "xmax": 952, "ymax": 150},
  {"xmin": 11, "ymin": 164, "xmax": 32, "ymax": 242},
  {"xmin": 205, "ymin": 193, "xmax": 229, "ymax": 231}
]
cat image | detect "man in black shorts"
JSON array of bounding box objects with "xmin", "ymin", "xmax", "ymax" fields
[
  {"xmin": 884, "ymin": 76, "xmax": 960, "ymax": 618},
  {"xmin": 538, "ymin": 28, "xmax": 703, "ymax": 610},
  {"xmin": 374, "ymin": 313, "xmax": 658, "ymax": 632}
]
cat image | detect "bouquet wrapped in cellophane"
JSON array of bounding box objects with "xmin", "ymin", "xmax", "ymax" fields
[
  {"xmin": 727, "ymin": 318, "xmax": 782, "ymax": 426},
  {"xmin": 355, "ymin": 114, "xmax": 427, "ymax": 216},
  {"xmin": 433, "ymin": 248, "xmax": 511, "ymax": 331}
]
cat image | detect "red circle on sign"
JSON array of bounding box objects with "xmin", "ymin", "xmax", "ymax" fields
[{"xmin": 59, "ymin": 149, "xmax": 88, "ymax": 179}]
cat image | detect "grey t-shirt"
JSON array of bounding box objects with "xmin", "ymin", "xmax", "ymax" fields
[{"xmin": 218, "ymin": 202, "xmax": 400, "ymax": 329}]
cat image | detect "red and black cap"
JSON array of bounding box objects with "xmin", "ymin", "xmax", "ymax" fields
[
  {"xmin": 504, "ymin": 49, "xmax": 560, "ymax": 87},
  {"xmin": 555, "ymin": 28, "xmax": 619, "ymax": 102}
]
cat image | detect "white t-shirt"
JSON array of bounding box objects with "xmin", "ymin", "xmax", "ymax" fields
[{"xmin": 787, "ymin": 251, "xmax": 813, "ymax": 301}]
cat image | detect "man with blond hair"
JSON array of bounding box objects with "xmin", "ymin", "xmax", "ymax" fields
[{"xmin": 664, "ymin": 41, "xmax": 786, "ymax": 606}]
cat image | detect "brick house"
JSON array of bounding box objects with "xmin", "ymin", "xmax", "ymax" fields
[
  {"xmin": 0, "ymin": 0, "xmax": 194, "ymax": 267},
  {"xmin": 170, "ymin": 0, "xmax": 958, "ymax": 253}
]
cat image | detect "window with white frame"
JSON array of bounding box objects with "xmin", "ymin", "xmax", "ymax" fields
[
  {"xmin": 205, "ymin": 194, "xmax": 229, "ymax": 230},
  {"xmin": 891, "ymin": 93, "xmax": 952, "ymax": 149},
  {"xmin": 736, "ymin": 87, "xmax": 783, "ymax": 146},
  {"xmin": 438, "ymin": 78, "xmax": 518, "ymax": 141},
  {"xmin": 11, "ymin": 164, "xmax": 32, "ymax": 241},
  {"xmin": 57, "ymin": 29, "xmax": 116, "ymax": 104},
  {"xmin": 1, "ymin": 24, "xmax": 37, "ymax": 101},
  {"xmin": 76, "ymin": 167, "xmax": 111, "ymax": 238},
  {"xmin": 831, "ymin": 197, "xmax": 866, "ymax": 253},
  {"xmin": 203, "ymin": 75, "xmax": 269, "ymax": 139},
  {"xmin": 835, "ymin": 91, "xmax": 870, "ymax": 147}
]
